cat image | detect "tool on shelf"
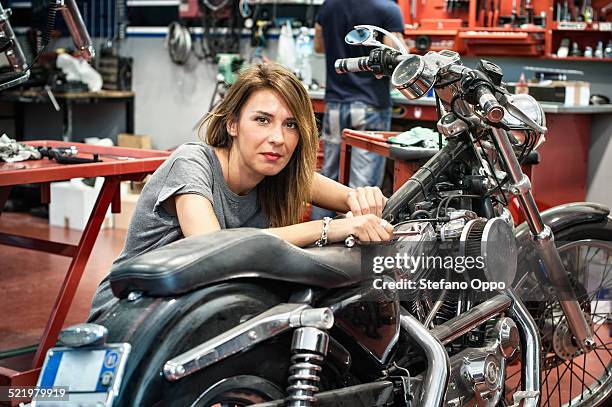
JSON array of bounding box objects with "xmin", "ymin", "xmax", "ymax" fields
[{"xmin": 524, "ymin": 66, "xmax": 584, "ymax": 81}]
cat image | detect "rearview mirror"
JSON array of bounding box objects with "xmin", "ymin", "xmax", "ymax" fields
[
  {"xmin": 345, "ymin": 28, "xmax": 373, "ymax": 45},
  {"xmin": 344, "ymin": 25, "xmax": 409, "ymax": 55}
]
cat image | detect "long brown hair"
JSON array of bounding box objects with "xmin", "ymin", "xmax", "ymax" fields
[{"xmin": 199, "ymin": 63, "xmax": 318, "ymax": 227}]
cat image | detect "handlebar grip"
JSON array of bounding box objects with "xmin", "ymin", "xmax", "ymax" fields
[
  {"xmin": 334, "ymin": 57, "xmax": 372, "ymax": 74},
  {"xmin": 476, "ymin": 86, "xmax": 504, "ymax": 123}
]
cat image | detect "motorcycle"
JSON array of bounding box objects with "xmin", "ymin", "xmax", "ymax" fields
[{"xmin": 32, "ymin": 26, "xmax": 612, "ymax": 407}]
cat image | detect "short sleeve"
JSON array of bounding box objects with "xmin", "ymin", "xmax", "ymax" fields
[
  {"xmin": 154, "ymin": 155, "xmax": 214, "ymax": 215},
  {"xmin": 383, "ymin": 3, "xmax": 405, "ymax": 33}
]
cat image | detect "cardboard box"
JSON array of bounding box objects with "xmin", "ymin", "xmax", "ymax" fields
[
  {"xmin": 117, "ymin": 134, "xmax": 153, "ymax": 193},
  {"xmin": 118, "ymin": 133, "xmax": 152, "ymax": 150},
  {"xmin": 506, "ymin": 81, "xmax": 590, "ymax": 106},
  {"xmin": 563, "ymin": 81, "xmax": 590, "ymax": 106},
  {"xmin": 129, "ymin": 176, "xmax": 150, "ymax": 195},
  {"xmin": 49, "ymin": 178, "xmax": 113, "ymax": 231},
  {"xmin": 113, "ymin": 182, "xmax": 140, "ymax": 230}
]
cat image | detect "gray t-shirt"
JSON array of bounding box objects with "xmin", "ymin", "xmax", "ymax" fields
[{"xmin": 112, "ymin": 142, "xmax": 270, "ymax": 268}]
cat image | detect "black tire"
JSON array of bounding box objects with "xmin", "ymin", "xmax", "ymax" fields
[{"xmin": 119, "ymin": 283, "xmax": 292, "ymax": 407}]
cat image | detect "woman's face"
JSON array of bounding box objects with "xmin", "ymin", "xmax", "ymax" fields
[{"xmin": 228, "ymin": 88, "xmax": 300, "ymax": 177}]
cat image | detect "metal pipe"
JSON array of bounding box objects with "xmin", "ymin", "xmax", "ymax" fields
[
  {"xmin": 532, "ymin": 226, "xmax": 595, "ymax": 349},
  {"xmin": 164, "ymin": 304, "xmax": 335, "ymax": 381},
  {"xmin": 430, "ymin": 294, "xmax": 512, "ymax": 345},
  {"xmin": 490, "ymin": 127, "xmax": 544, "ymax": 234},
  {"xmin": 400, "ymin": 309, "xmax": 449, "ymax": 407},
  {"xmin": 424, "ymin": 269, "xmax": 453, "ymax": 329},
  {"xmin": 516, "ymin": 192, "xmax": 543, "ymax": 234},
  {"xmin": 424, "ymin": 297, "xmax": 445, "ymax": 329},
  {"xmin": 0, "ymin": 3, "xmax": 28, "ymax": 71},
  {"xmin": 58, "ymin": 0, "xmax": 95, "ymax": 60},
  {"xmin": 490, "ymin": 127, "xmax": 594, "ymax": 349},
  {"xmin": 383, "ymin": 139, "xmax": 469, "ymax": 222},
  {"xmin": 506, "ymin": 289, "xmax": 541, "ymax": 407}
]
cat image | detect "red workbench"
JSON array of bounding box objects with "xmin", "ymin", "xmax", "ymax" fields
[
  {"xmin": 339, "ymin": 129, "xmax": 425, "ymax": 192},
  {"xmin": 0, "ymin": 141, "xmax": 169, "ymax": 390}
]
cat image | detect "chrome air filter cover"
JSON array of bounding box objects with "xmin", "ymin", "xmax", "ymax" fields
[{"xmin": 459, "ymin": 217, "xmax": 518, "ymax": 288}]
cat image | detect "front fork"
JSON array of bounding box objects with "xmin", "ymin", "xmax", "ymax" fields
[{"xmin": 490, "ymin": 127, "xmax": 595, "ymax": 350}]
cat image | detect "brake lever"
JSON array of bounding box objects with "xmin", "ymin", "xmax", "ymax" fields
[{"xmin": 498, "ymin": 93, "xmax": 548, "ymax": 134}]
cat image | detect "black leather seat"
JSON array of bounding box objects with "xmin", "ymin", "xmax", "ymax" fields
[{"xmin": 109, "ymin": 228, "xmax": 364, "ymax": 298}]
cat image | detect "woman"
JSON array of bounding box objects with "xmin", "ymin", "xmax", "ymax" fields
[{"xmin": 113, "ymin": 63, "xmax": 393, "ymax": 268}]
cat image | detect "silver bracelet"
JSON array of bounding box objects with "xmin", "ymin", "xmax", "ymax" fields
[{"xmin": 315, "ymin": 216, "xmax": 332, "ymax": 247}]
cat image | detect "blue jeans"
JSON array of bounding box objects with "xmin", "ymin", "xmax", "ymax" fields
[{"xmin": 311, "ymin": 101, "xmax": 391, "ymax": 220}]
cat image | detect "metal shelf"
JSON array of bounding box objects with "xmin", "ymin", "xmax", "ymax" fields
[{"xmin": 545, "ymin": 55, "xmax": 612, "ymax": 62}]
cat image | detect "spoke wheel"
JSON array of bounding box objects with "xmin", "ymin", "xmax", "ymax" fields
[{"xmin": 506, "ymin": 240, "xmax": 612, "ymax": 407}]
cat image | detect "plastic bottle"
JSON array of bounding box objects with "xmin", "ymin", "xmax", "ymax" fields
[
  {"xmin": 295, "ymin": 27, "xmax": 313, "ymax": 88},
  {"xmin": 605, "ymin": 40, "xmax": 612, "ymax": 58},
  {"xmin": 595, "ymin": 41, "xmax": 604, "ymax": 58},
  {"xmin": 515, "ymin": 72, "xmax": 529, "ymax": 95},
  {"xmin": 277, "ymin": 21, "xmax": 296, "ymax": 72}
]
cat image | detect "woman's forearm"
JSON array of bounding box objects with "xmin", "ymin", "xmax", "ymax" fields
[
  {"xmin": 310, "ymin": 173, "xmax": 352, "ymax": 213},
  {"xmin": 268, "ymin": 215, "xmax": 393, "ymax": 247},
  {"xmin": 268, "ymin": 220, "xmax": 327, "ymax": 247},
  {"xmin": 268, "ymin": 220, "xmax": 332, "ymax": 247},
  {"xmin": 269, "ymin": 217, "xmax": 356, "ymax": 247}
]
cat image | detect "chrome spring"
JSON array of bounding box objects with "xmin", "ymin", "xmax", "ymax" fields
[
  {"xmin": 285, "ymin": 352, "xmax": 325, "ymax": 407},
  {"xmin": 43, "ymin": 1, "xmax": 60, "ymax": 49}
]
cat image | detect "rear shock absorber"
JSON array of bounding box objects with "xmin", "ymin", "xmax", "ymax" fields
[{"xmin": 286, "ymin": 327, "xmax": 329, "ymax": 407}]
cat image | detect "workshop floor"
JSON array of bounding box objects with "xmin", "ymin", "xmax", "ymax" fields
[{"xmin": 0, "ymin": 212, "xmax": 126, "ymax": 351}]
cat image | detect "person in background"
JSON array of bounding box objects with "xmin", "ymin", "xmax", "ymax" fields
[{"xmin": 311, "ymin": 0, "xmax": 405, "ymax": 219}]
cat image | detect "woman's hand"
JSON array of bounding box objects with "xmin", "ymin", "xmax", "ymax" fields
[
  {"xmin": 328, "ymin": 214, "xmax": 394, "ymax": 243},
  {"xmin": 346, "ymin": 187, "xmax": 387, "ymax": 217}
]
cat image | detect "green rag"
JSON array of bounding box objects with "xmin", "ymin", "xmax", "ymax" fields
[{"xmin": 387, "ymin": 127, "xmax": 446, "ymax": 149}]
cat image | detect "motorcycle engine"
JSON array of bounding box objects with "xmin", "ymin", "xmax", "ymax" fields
[
  {"xmin": 402, "ymin": 211, "xmax": 517, "ymax": 326},
  {"xmin": 437, "ymin": 209, "xmax": 518, "ymax": 290},
  {"xmin": 401, "ymin": 214, "xmax": 519, "ymax": 404},
  {"xmin": 393, "ymin": 220, "xmax": 438, "ymax": 300},
  {"xmin": 419, "ymin": 210, "xmax": 517, "ymax": 282}
]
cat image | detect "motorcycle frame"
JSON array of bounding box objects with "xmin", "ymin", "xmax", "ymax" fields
[
  {"xmin": 195, "ymin": 291, "xmax": 539, "ymax": 407},
  {"xmin": 438, "ymin": 58, "xmax": 594, "ymax": 350},
  {"xmin": 489, "ymin": 126, "xmax": 595, "ymax": 349},
  {"xmin": 385, "ymin": 58, "xmax": 594, "ymax": 350},
  {"xmin": 160, "ymin": 278, "xmax": 539, "ymax": 406}
]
